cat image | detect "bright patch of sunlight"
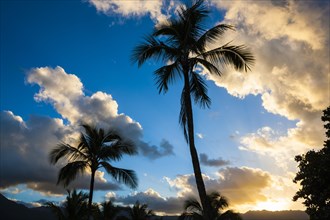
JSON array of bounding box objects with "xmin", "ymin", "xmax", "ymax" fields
[{"xmin": 254, "ymin": 199, "xmax": 288, "ymax": 211}]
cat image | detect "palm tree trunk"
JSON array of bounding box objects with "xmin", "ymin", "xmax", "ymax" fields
[
  {"xmin": 183, "ymin": 69, "xmax": 212, "ymax": 220},
  {"xmin": 88, "ymin": 169, "xmax": 95, "ymax": 220}
]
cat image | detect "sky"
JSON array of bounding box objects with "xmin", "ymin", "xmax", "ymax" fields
[{"xmin": 0, "ymin": 0, "xmax": 329, "ymax": 216}]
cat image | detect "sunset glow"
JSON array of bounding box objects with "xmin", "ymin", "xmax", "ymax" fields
[{"xmin": 254, "ymin": 199, "xmax": 289, "ymax": 211}]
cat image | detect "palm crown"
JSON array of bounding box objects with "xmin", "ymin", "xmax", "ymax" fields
[
  {"xmin": 49, "ymin": 123, "xmax": 138, "ymax": 214},
  {"xmin": 128, "ymin": 201, "xmax": 154, "ymax": 220},
  {"xmin": 132, "ymin": 0, "xmax": 254, "ymax": 139},
  {"xmin": 46, "ymin": 189, "xmax": 89, "ymax": 220},
  {"xmin": 180, "ymin": 192, "xmax": 242, "ymax": 220}
]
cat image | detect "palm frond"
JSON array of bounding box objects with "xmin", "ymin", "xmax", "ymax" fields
[
  {"xmin": 180, "ymin": 0, "xmax": 209, "ymax": 39},
  {"xmin": 131, "ymin": 35, "xmax": 178, "ymax": 67},
  {"xmin": 190, "ymin": 71, "xmax": 211, "ymax": 108},
  {"xmin": 101, "ymin": 200, "xmax": 120, "ymax": 219},
  {"xmin": 65, "ymin": 189, "xmax": 89, "ymax": 219},
  {"xmin": 81, "ymin": 124, "xmax": 100, "ymax": 154},
  {"xmin": 67, "ymin": 189, "xmax": 89, "ymax": 202},
  {"xmin": 46, "ymin": 202, "xmax": 66, "ymax": 220},
  {"xmin": 103, "ymin": 130, "xmax": 121, "ymax": 143},
  {"xmin": 184, "ymin": 197, "xmax": 203, "ymax": 213},
  {"xmin": 49, "ymin": 142, "xmax": 87, "ymax": 164},
  {"xmin": 57, "ymin": 161, "xmax": 88, "ymax": 187},
  {"xmin": 99, "ymin": 139, "xmax": 137, "ymax": 161},
  {"xmin": 81, "ymin": 123, "xmax": 97, "ymax": 140},
  {"xmin": 208, "ymin": 192, "xmax": 228, "ymax": 210},
  {"xmin": 190, "ymin": 57, "xmax": 222, "ymax": 76},
  {"xmin": 201, "ymin": 43, "xmax": 255, "ymax": 72},
  {"xmin": 196, "ymin": 24, "xmax": 234, "ymax": 53},
  {"xmin": 77, "ymin": 135, "xmax": 90, "ymax": 155},
  {"xmin": 154, "ymin": 61, "xmax": 181, "ymax": 94},
  {"xmin": 100, "ymin": 162, "xmax": 138, "ymax": 189},
  {"xmin": 153, "ymin": 21, "xmax": 182, "ymax": 46}
]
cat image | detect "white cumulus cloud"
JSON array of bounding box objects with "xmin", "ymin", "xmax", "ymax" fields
[
  {"xmin": 88, "ymin": 0, "xmax": 179, "ymax": 25},
  {"xmin": 202, "ymin": 0, "xmax": 329, "ymax": 173}
]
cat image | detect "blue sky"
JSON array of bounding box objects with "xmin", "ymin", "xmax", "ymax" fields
[{"xmin": 1, "ymin": 0, "xmax": 329, "ymax": 215}]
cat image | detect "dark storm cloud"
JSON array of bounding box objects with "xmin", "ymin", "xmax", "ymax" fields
[
  {"xmin": 116, "ymin": 189, "xmax": 185, "ymax": 214},
  {"xmin": 0, "ymin": 111, "xmax": 122, "ymax": 196},
  {"xmin": 199, "ymin": 153, "xmax": 230, "ymax": 167},
  {"xmin": 139, "ymin": 139, "xmax": 175, "ymax": 160}
]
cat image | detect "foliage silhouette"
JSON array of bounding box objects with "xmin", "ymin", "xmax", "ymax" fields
[
  {"xmin": 179, "ymin": 191, "xmax": 241, "ymax": 220},
  {"xmin": 49, "ymin": 123, "xmax": 138, "ymax": 218},
  {"xmin": 131, "ymin": 0, "xmax": 254, "ymax": 218},
  {"xmin": 129, "ymin": 200, "xmax": 154, "ymax": 220},
  {"xmin": 117, "ymin": 201, "xmax": 154, "ymax": 220},
  {"xmin": 293, "ymin": 106, "xmax": 330, "ymax": 220},
  {"xmin": 98, "ymin": 200, "xmax": 121, "ymax": 220},
  {"xmin": 46, "ymin": 189, "xmax": 90, "ymax": 220}
]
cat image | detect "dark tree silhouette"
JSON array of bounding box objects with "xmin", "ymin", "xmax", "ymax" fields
[
  {"xmin": 119, "ymin": 201, "xmax": 154, "ymax": 220},
  {"xmin": 49, "ymin": 123, "xmax": 138, "ymax": 218},
  {"xmin": 293, "ymin": 106, "xmax": 330, "ymax": 220},
  {"xmin": 99, "ymin": 200, "xmax": 121, "ymax": 220},
  {"xmin": 129, "ymin": 201, "xmax": 154, "ymax": 220},
  {"xmin": 180, "ymin": 191, "xmax": 242, "ymax": 220},
  {"xmin": 131, "ymin": 0, "xmax": 254, "ymax": 218},
  {"xmin": 46, "ymin": 189, "xmax": 89, "ymax": 220}
]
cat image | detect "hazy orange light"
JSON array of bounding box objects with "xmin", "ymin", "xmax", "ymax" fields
[{"xmin": 254, "ymin": 199, "xmax": 288, "ymax": 211}]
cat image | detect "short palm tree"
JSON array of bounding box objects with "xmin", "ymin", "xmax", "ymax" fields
[
  {"xmin": 131, "ymin": 0, "xmax": 254, "ymax": 218},
  {"xmin": 128, "ymin": 201, "xmax": 154, "ymax": 220},
  {"xmin": 49, "ymin": 123, "xmax": 138, "ymax": 217},
  {"xmin": 99, "ymin": 200, "xmax": 120, "ymax": 220},
  {"xmin": 47, "ymin": 189, "xmax": 89, "ymax": 220},
  {"xmin": 180, "ymin": 192, "xmax": 242, "ymax": 220}
]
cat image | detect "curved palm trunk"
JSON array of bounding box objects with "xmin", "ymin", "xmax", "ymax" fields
[
  {"xmin": 88, "ymin": 169, "xmax": 96, "ymax": 220},
  {"xmin": 183, "ymin": 69, "xmax": 212, "ymax": 220}
]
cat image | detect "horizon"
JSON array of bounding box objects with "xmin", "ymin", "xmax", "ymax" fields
[
  {"xmin": 0, "ymin": 0, "xmax": 329, "ymax": 216},
  {"xmin": 0, "ymin": 192, "xmax": 310, "ymax": 217}
]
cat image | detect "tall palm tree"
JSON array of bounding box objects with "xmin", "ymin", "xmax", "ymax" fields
[
  {"xmin": 49, "ymin": 123, "xmax": 138, "ymax": 217},
  {"xmin": 46, "ymin": 189, "xmax": 89, "ymax": 220},
  {"xmin": 131, "ymin": 0, "xmax": 254, "ymax": 218},
  {"xmin": 180, "ymin": 192, "xmax": 242, "ymax": 220}
]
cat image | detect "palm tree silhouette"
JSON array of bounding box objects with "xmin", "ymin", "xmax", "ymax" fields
[
  {"xmin": 49, "ymin": 123, "xmax": 138, "ymax": 218},
  {"xmin": 46, "ymin": 189, "xmax": 89, "ymax": 220},
  {"xmin": 131, "ymin": 0, "xmax": 254, "ymax": 218},
  {"xmin": 127, "ymin": 201, "xmax": 154, "ymax": 220},
  {"xmin": 99, "ymin": 200, "xmax": 121, "ymax": 220},
  {"xmin": 180, "ymin": 192, "xmax": 242, "ymax": 220}
]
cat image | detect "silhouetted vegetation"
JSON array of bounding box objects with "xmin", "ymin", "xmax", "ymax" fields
[
  {"xmin": 98, "ymin": 200, "xmax": 121, "ymax": 220},
  {"xmin": 179, "ymin": 191, "xmax": 241, "ymax": 220},
  {"xmin": 293, "ymin": 106, "xmax": 330, "ymax": 220},
  {"xmin": 49, "ymin": 123, "xmax": 138, "ymax": 218},
  {"xmin": 122, "ymin": 201, "xmax": 155, "ymax": 220},
  {"xmin": 46, "ymin": 189, "xmax": 91, "ymax": 220},
  {"xmin": 0, "ymin": 192, "xmax": 312, "ymax": 220},
  {"xmin": 131, "ymin": 0, "xmax": 254, "ymax": 219}
]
